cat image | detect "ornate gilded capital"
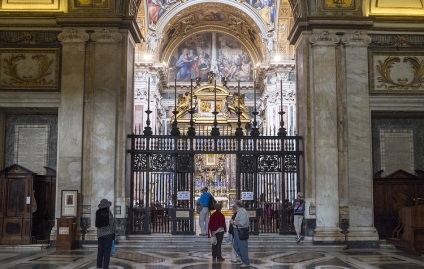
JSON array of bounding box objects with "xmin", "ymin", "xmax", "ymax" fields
[
  {"xmin": 58, "ymin": 28, "xmax": 89, "ymax": 43},
  {"xmin": 91, "ymin": 28, "xmax": 123, "ymax": 43},
  {"xmin": 341, "ymin": 32, "xmax": 372, "ymax": 46},
  {"xmin": 309, "ymin": 31, "xmax": 340, "ymax": 45}
]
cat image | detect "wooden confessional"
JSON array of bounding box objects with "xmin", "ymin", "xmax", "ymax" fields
[
  {"xmin": 374, "ymin": 169, "xmax": 424, "ymax": 254},
  {"xmin": 0, "ymin": 164, "xmax": 56, "ymax": 245}
]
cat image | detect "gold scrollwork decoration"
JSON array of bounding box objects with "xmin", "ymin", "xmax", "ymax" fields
[
  {"xmin": 2, "ymin": 54, "xmax": 55, "ymax": 88},
  {"xmin": 376, "ymin": 56, "xmax": 424, "ymax": 90},
  {"xmin": 200, "ymin": 101, "xmax": 211, "ymax": 112}
]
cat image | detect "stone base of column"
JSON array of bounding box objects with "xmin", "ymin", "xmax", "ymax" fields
[
  {"xmin": 344, "ymin": 227, "xmax": 380, "ymax": 248},
  {"xmin": 313, "ymin": 227, "xmax": 346, "ymax": 245}
]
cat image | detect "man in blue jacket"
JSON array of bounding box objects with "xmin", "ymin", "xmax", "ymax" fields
[{"xmin": 197, "ymin": 186, "xmax": 212, "ymax": 236}]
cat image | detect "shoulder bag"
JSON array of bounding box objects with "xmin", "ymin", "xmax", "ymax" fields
[{"xmin": 237, "ymin": 227, "xmax": 249, "ymax": 240}]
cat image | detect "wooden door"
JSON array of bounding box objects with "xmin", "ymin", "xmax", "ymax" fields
[
  {"xmin": 32, "ymin": 167, "xmax": 56, "ymax": 243},
  {"xmin": 0, "ymin": 164, "xmax": 36, "ymax": 245}
]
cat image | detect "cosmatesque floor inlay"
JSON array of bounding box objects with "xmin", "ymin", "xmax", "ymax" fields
[{"xmin": 0, "ymin": 247, "xmax": 423, "ymax": 269}]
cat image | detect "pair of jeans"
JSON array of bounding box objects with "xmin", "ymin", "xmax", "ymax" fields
[
  {"xmin": 211, "ymin": 231, "xmax": 224, "ymax": 259},
  {"xmin": 233, "ymin": 227, "xmax": 249, "ymax": 265},
  {"xmin": 97, "ymin": 233, "xmax": 114, "ymax": 269},
  {"xmin": 294, "ymin": 215, "xmax": 303, "ymax": 237},
  {"xmin": 199, "ymin": 207, "xmax": 210, "ymax": 234}
]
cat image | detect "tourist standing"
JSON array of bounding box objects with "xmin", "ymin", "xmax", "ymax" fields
[
  {"xmin": 197, "ymin": 187, "xmax": 212, "ymax": 236},
  {"xmin": 230, "ymin": 200, "xmax": 250, "ymax": 267},
  {"xmin": 228, "ymin": 205, "xmax": 241, "ymax": 263},
  {"xmin": 95, "ymin": 198, "xmax": 115, "ymax": 269},
  {"xmin": 208, "ymin": 203, "xmax": 226, "ymax": 262},
  {"xmin": 293, "ymin": 192, "xmax": 305, "ymax": 243}
]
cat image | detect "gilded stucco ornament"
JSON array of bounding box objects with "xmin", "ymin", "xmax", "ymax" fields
[
  {"xmin": 0, "ymin": 50, "xmax": 59, "ymax": 90},
  {"xmin": 376, "ymin": 57, "xmax": 424, "ymax": 91}
]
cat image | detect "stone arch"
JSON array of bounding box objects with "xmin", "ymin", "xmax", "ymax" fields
[{"xmin": 154, "ymin": 0, "xmax": 269, "ymax": 39}]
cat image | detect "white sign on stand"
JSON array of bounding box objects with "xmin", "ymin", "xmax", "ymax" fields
[
  {"xmin": 241, "ymin": 192, "xmax": 254, "ymax": 200},
  {"xmin": 177, "ymin": 191, "xmax": 190, "ymax": 200}
]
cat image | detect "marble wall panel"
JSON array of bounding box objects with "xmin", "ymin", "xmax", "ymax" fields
[
  {"xmin": 372, "ymin": 118, "xmax": 424, "ymax": 175},
  {"xmin": 5, "ymin": 114, "xmax": 57, "ymax": 174},
  {"xmin": 14, "ymin": 124, "xmax": 49, "ymax": 175}
]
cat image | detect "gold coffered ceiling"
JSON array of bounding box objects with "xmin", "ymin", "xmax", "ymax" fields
[
  {"xmin": 368, "ymin": 0, "xmax": 424, "ymax": 15},
  {"xmin": 158, "ymin": 2, "xmax": 265, "ymax": 65}
]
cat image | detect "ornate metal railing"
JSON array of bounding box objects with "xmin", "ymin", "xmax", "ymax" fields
[
  {"xmin": 128, "ymin": 135, "xmax": 302, "ymax": 154},
  {"xmin": 128, "ymin": 134, "xmax": 302, "ymax": 235}
]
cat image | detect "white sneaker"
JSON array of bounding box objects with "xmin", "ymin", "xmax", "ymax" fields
[{"xmin": 240, "ymin": 264, "xmax": 250, "ymax": 268}]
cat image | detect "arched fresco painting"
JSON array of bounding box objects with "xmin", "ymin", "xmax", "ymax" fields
[
  {"xmin": 169, "ymin": 32, "xmax": 253, "ymax": 83},
  {"xmin": 244, "ymin": 0, "xmax": 275, "ymax": 26},
  {"xmin": 147, "ymin": 0, "xmax": 179, "ymax": 27}
]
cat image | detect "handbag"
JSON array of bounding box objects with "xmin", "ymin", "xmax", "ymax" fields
[
  {"xmin": 237, "ymin": 227, "xmax": 249, "ymax": 240},
  {"xmin": 196, "ymin": 203, "xmax": 203, "ymax": 214},
  {"xmin": 111, "ymin": 240, "xmax": 116, "ymax": 255},
  {"xmin": 209, "ymin": 234, "xmax": 217, "ymax": 245}
]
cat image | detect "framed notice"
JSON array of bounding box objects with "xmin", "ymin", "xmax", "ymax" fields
[{"xmin": 61, "ymin": 190, "xmax": 78, "ymax": 217}]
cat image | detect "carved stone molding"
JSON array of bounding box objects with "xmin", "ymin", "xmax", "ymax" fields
[
  {"xmin": 309, "ymin": 31, "xmax": 340, "ymax": 45},
  {"xmin": 341, "ymin": 32, "xmax": 372, "ymax": 46},
  {"xmin": 0, "ymin": 31, "xmax": 60, "ymax": 46},
  {"xmin": 371, "ymin": 35, "xmax": 424, "ymax": 47},
  {"xmin": 91, "ymin": 28, "xmax": 123, "ymax": 43},
  {"xmin": 58, "ymin": 28, "xmax": 89, "ymax": 43}
]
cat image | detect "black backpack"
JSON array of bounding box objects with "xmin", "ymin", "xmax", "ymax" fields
[{"xmin": 207, "ymin": 196, "xmax": 217, "ymax": 211}]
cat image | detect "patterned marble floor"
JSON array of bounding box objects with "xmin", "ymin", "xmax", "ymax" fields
[{"xmin": 0, "ymin": 245, "xmax": 424, "ymax": 269}]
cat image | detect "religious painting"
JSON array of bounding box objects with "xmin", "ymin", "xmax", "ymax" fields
[
  {"xmin": 75, "ymin": 0, "xmax": 108, "ymax": 8},
  {"xmin": 206, "ymin": 154, "xmax": 216, "ymax": 166},
  {"xmin": 244, "ymin": 0, "xmax": 276, "ymax": 27},
  {"xmin": 169, "ymin": 32, "xmax": 253, "ymax": 83},
  {"xmin": 324, "ymin": 0, "xmax": 354, "ymax": 8},
  {"xmin": 61, "ymin": 190, "xmax": 78, "ymax": 217},
  {"xmin": 0, "ymin": 49, "xmax": 59, "ymax": 91},
  {"xmin": 147, "ymin": 0, "xmax": 179, "ymax": 28},
  {"xmin": 369, "ymin": 50, "xmax": 424, "ymax": 94}
]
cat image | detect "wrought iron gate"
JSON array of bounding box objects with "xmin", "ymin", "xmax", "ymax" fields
[{"xmin": 129, "ymin": 134, "xmax": 302, "ymax": 235}]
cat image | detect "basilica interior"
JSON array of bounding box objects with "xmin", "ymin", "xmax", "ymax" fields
[{"xmin": 1, "ymin": 0, "xmax": 424, "ymax": 267}]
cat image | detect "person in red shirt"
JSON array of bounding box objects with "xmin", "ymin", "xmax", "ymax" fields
[{"xmin": 208, "ymin": 202, "xmax": 227, "ymax": 262}]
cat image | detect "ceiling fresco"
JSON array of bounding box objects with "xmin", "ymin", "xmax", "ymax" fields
[
  {"xmin": 169, "ymin": 32, "xmax": 253, "ymax": 83},
  {"xmin": 156, "ymin": 2, "xmax": 266, "ymax": 67}
]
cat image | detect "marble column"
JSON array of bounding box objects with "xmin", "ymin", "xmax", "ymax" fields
[
  {"xmin": 83, "ymin": 28, "xmax": 123, "ymax": 239},
  {"xmin": 55, "ymin": 29, "xmax": 90, "ymax": 240},
  {"xmin": 341, "ymin": 32, "xmax": 379, "ymax": 246},
  {"xmin": 0, "ymin": 110, "xmax": 5, "ymax": 170},
  {"xmin": 309, "ymin": 31, "xmax": 344, "ymax": 243},
  {"xmin": 115, "ymin": 31, "xmax": 136, "ymax": 237}
]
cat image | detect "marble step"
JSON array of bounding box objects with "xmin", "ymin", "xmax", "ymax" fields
[{"xmin": 83, "ymin": 235, "xmax": 318, "ymax": 251}]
